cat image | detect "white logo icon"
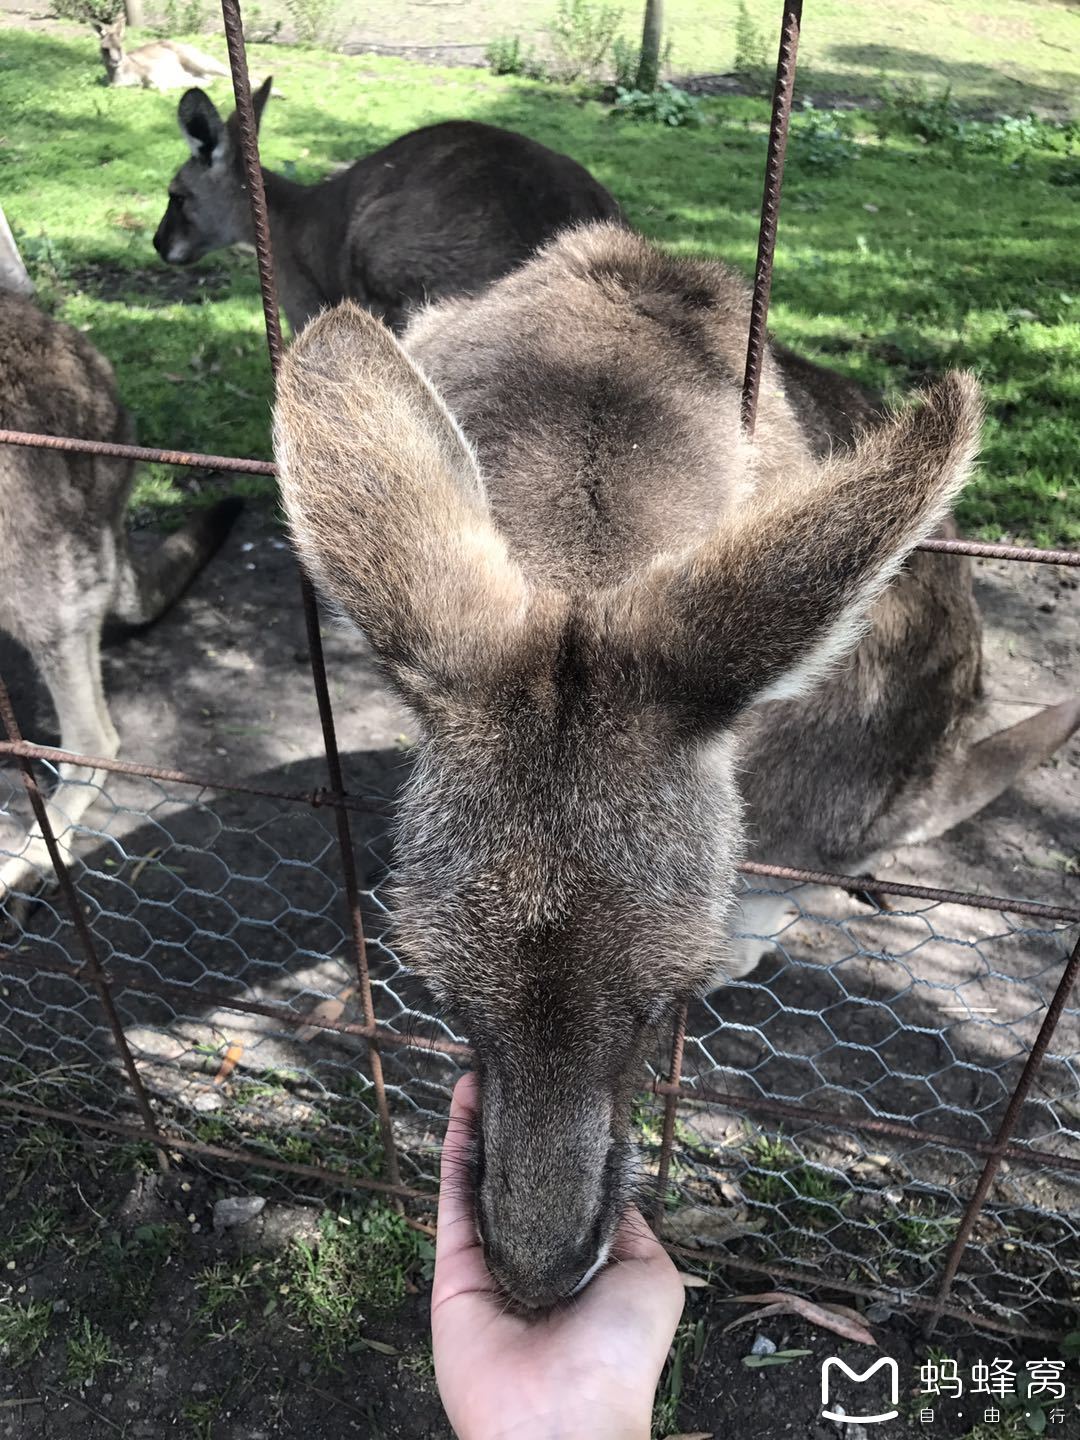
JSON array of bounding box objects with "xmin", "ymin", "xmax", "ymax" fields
[{"xmin": 821, "ymin": 1357, "xmax": 899, "ymax": 1425}]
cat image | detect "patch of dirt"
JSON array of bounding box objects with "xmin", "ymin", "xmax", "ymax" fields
[
  {"xmin": 2, "ymin": 1131, "xmax": 1072, "ymax": 1440},
  {"xmin": 67, "ymin": 260, "xmax": 240, "ymax": 307}
]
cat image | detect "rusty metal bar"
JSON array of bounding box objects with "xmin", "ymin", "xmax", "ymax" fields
[
  {"xmin": 741, "ymin": 0, "xmax": 803, "ymax": 434},
  {"xmin": 0, "ymin": 739, "xmax": 392, "ymax": 817},
  {"xmin": 5, "ymin": 944, "xmax": 1077, "ymax": 1175},
  {"xmin": 661, "ymin": 1244, "xmax": 1062, "ymax": 1345},
  {"xmin": 0, "ymin": 1097, "xmax": 423, "ymax": 1200},
  {"xmin": 0, "ymin": 428, "xmax": 275, "ymax": 475},
  {"xmin": 925, "ymin": 931, "xmax": 1080, "ymax": 1336},
  {"xmin": 0, "ymin": 677, "xmax": 167, "ymax": 1172},
  {"xmin": 218, "ymin": 0, "xmax": 402, "ymax": 1194},
  {"xmin": 653, "ymin": 1001, "xmax": 688, "ymax": 1226},
  {"xmin": 650, "ymin": 1073, "xmax": 1080, "ymax": 1176},
  {"xmin": 919, "ymin": 536, "xmax": 1080, "ymax": 567},
  {"xmin": 738, "ymin": 859, "xmax": 1080, "ymax": 924},
  {"xmin": 1, "ymin": 1092, "xmax": 1059, "ymax": 1344},
  {"xmin": 2, "ymin": 430, "xmax": 1078, "ymax": 567},
  {"xmin": 3, "ymin": 745, "xmax": 1076, "ymax": 919}
]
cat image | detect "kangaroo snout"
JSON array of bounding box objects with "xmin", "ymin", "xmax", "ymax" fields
[{"xmin": 472, "ymin": 1084, "xmax": 633, "ymax": 1313}]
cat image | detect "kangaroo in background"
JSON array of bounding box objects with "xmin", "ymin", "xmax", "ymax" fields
[
  {"xmin": 154, "ymin": 78, "xmax": 622, "ymax": 334},
  {"xmin": 94, "ymin": 16, "xmax": 231, "ymax": 90},
  {"xmin": 273, "ymin": 224, "xmax": 1079, "ymax": 1312},
  {"xmin": 0, "ymin": 210, "xmax": 242, "ymax": 910}
]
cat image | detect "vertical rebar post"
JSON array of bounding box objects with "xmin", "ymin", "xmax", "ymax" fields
[
  {"xmin": 0, "ymin": 674, "xmax": 166, "ymax": 1171},
  {"xmin": 741, "ymin": 0, "xmax": 803, "ymax": 435},
  {"xmin": 653, "ymin": 1001, "xmax": 688, "ymax": 1228},
  {"xmin": 217, "ymin": 0, "xmax": 402, "ymax": 1191},
  {"xmin": 925, "ymin": 930, "xmax": 1080, "ymax": 1335}
]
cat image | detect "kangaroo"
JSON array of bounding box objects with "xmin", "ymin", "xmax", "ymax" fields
[
  {"xmin": 94, "ymin": 16, "xmax": 231, "ymax": 91},
  {"xmin": 153, "ymin": 78, "xmax": 622, "ymax": 335},
  {"xmin": 0, "ymin": 215, "xmax": 242, "ymax": 910},
  {"xmin": 272, "ymin": 224, "xmax": 1078, "ymax": 1311}
]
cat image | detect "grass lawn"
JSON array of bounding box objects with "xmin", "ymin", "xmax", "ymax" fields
[{"xmin": 0, "ymin": 28, "xmax": 1077, "ymax": 545}]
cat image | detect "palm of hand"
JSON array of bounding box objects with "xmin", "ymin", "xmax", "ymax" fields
[{"xmin": 432, "ymin": 1075, "xmax": 685, "ymax": 1440}]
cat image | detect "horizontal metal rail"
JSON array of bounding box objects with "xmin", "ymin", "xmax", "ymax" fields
[
  {"xmin": 662, "ymin": 1244, "xmax": 1063, "ymax": 1344},
  {"xmin": 2, "ymin": 745, "xmax": 1075, "ymax": 921},
  {"xmin": 0, "ymin": 738, "xmax": 393, "ymax": 816},
  {"xmin": 0, "ymin": 1096, "xmax": 423, "ymax": 1199},
  {"xmin": 1, "ymin": 429, "xmax": 1078, "ymax": 566},
  {"xmin": 2, "ymin": 947, "xmax": 1074, "ymax": 1172},
  {"xmin": 652, "ymin": 1077, "xmax": 1080, "ymax": 1175},
  {"xmin": 0, "ymin": 1094, "xmax": 1061, "ymax": 1344}
]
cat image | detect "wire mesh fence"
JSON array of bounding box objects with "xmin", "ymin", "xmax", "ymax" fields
[{"xmin": 1, "ymin": 0, "xmax": 1078, "ymax": 1350}]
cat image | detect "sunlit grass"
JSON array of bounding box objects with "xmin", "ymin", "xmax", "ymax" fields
[{"xmin": 1, "ymin": 31, "xmax": 1076, "ymax": 544}]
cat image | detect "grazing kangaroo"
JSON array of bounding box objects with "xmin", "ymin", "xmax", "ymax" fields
[
  {"xmin": 94, "ymin": 16, "xmax": 231, "ymax": 90},
  {"xmin": 273, "ymin": 224, "xmax": 1079, "ymax": 1311},
  {"xmin": 154, "ymin": 78, "xmax": 622, "ymax": 334},
  {"xmin": 0, "ymin": 219, "xmax": 241, "ymax": 910}
]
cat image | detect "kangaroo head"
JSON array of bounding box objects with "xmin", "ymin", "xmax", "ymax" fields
[
  {"xmin": 154, "ymin": 77, "xmax": 273, "ymax": 267},
  {"xmin": 94, "ymin": 17, "xmax": 126, "ymax": 75},
  {"xmin": 273, "ymin": 301, "xmax": 981, "ymax": 1310}
]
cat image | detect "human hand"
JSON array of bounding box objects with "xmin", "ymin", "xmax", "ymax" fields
[{"xmin": 432, "ymin": 1072, "xmax": 685, "ymax": 1440}]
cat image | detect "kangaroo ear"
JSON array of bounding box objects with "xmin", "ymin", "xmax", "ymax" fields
[
  {"xmin": 621, "ymin": 372, "xmax": 982, "ymax": 722},
  {"xmin": 251, "ymin": 75, "xmax": 272, "ymax": 129},
  {"xmin": 178, "ymin": 88, "xmax": 228, "ymax": 167},
  {"xmin": 273, "ymin": 302, "xmax": 532, "ymax": 710}
]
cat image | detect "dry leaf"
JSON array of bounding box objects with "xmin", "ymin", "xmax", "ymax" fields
[
  {"xmin": 663, "ymin": 1205, "xmax": 764, "ymax": 1248},
  {"xmin": 662, "ymin": 1433, "xmax": 713, "ymax": 1440},
  {"xmin": 678, "ymin": 1272, "xmax": 710, "ymax": 1289},
  {"xmin": 725, "ymin": 1291, "xmax": 876, "ymax": 1347},
  {"xmin": 359, "ymin": 1337, "xmax": 400, "ymax": 1356},
  {"xmin": 213, "ymin": 1042, "xmax": 243, "ymax": 1086},
  {"xmin": 296, "ymin": 985, "xmax": 356, "ymax": 1042},
  {"xmin": 129, "ymin": 847, "xmax": 163, "ymax": 885}
]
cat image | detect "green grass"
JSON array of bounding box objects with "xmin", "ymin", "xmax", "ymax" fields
[
  {"xmin": 65, "ymin": 1314, "xmax": 116, "ymax": 1386},
  {"xmin": 246, "ymin": 0, "xmax": 1080, "ymax": 110},
  {"xmin": 742, "ymin": 1134, "xmax": 850, "ymax": 1226},
  {"xmin": 281, "ymin": 1204, "xmax": 428, "ymax": 1360},
  {"xmin": 1, "ymin": 30, "xmax": 1077, "ymax": 544},
  {"xmin": 0, "ymin": 1298, "xmax": 53, "ymax": 1368}
]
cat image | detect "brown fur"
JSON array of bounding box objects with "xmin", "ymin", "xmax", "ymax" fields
[
  {"xmin": 273, "ymin": 223, "xmax": 1076, "ymax": 1310},
  {"xmin": 154, "ymin": 80, "xmax": 622, "ymax": 334},
  {"xmin": 0, "ymin": 287, "xmax": 240, "ymax": 906}
]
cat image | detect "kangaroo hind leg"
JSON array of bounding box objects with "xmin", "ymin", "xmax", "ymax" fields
[{"xmin": 0, "ymin": 625, "xmax": 118, "ymax": 909}]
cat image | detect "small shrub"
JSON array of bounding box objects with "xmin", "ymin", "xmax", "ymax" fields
[
  {"xmin": 610, "ymin": 33, "xmax": 637, "ymax": 90},
  {"xmin": 51, "ymin": 0, "xmax": 122, "ymax": 24},
  {"xmin": 484, "ymin": 34, "xmax": 546, "ymax": 79},
  {"xmin": 791, "ymin": 100, "xmax": 858, "ymax": 171},
  {"xmin": 547, "ymin": 0, "xmax": 622, "ymax": 82},
  {"xmin": 612, "ymin": 81, "xmax": 702, "ymax": 127},
  {"xmin": 877, "ymin": 79, "xmax": 964, "ymax": 143},
  {"xmin": 152, "ymin": 0, "xmax": 210, "ymax": 35},
  {"xmin": 733, "ymin": 0, "xmax": 770, "ymax": 92},
  {"xmin": 284, "ymin": 0, "xmax": 342, "ymax": 48},
  {"xmin": 242, "ymin": 4, "xmax": 284, "ymax": 43}
]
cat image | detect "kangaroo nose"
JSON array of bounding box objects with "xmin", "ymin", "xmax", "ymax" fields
[{"xmin": 486, "ymin": 1235, "xmax": 604, "ymax": 1312}]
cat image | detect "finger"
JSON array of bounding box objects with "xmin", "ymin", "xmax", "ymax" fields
[
  {"xmin": 612, "ymin": 1204, "xmax": 671, "ymax": 1264},
  {"xmin": 435, "ymin": 1071, "xmax": 484, "ymax": 1266}
]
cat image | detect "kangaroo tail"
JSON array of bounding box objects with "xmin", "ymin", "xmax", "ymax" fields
[{"xmin": 108, "ymin": 496, "xmax": 243, "ymax": 630}]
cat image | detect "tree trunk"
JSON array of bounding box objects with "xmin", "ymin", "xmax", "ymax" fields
[
  {"xmin": 124, "ymin": 0, "xmax": 144, "ymax": 26},
  {"xmin": 634, "ymin": 0, "xmax": 663, "ymax": 92}
]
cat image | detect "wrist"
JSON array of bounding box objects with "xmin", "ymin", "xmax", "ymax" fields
[{"xmin": 455, "ymin": 1400, "xmax": 650, "ymax": 1440}]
